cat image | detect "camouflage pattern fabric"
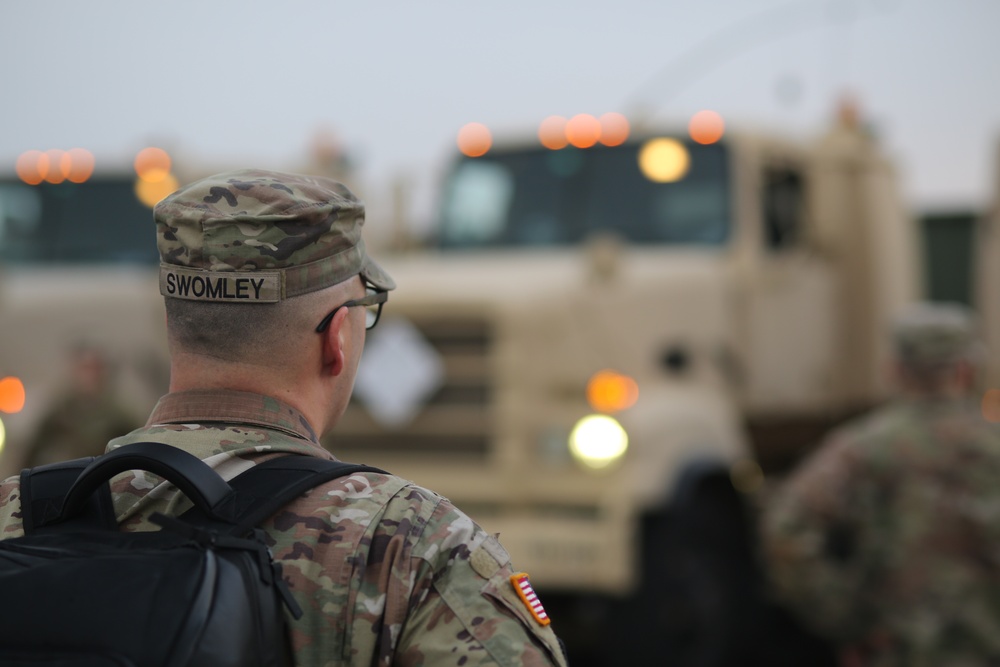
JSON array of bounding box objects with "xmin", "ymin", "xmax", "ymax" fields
[
  {"xmin": 0, "ymin": 389, "xmax": 567, "ymax": 667},
  {"xmin": 155, "ymin": 169, "xmax": 395, "ymax": 301},
  {"xmin": 761, "ymin": 397, "xmax": 1000, "ymax": 666}
]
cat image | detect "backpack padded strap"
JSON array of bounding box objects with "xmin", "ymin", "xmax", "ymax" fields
[
  {"xmin": 60, "ymin": 442, "xmax": 238, "ymax": 524},
  {"xmin": 182, "ymin": 456, "xmax": 388, "ymax": 534},
  {"xmin": 20, "ymin": 457, "xmax": 117, "ymax": 533}
]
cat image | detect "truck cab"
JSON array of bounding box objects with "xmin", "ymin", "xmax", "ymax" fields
[{"xmin": 327, "ymin": 111, "xmax": 920, "ymax": 663}]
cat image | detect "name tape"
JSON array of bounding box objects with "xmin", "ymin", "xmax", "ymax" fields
[{"xmin": 160, "ymin": 266, "xmax": 283, "ymax": 302}]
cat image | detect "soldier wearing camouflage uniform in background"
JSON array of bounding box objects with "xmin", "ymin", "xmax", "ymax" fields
[
  {"xmin": 22, "ymin": 343, "xmax": 140, "ymax": 469},
  {"xmin": 761, "ymin": 302, "xmax": 1000, "ymax": 666},
  {"xmin": 0, "ymin": 170, "xmax": 568, "ymax": 667}
]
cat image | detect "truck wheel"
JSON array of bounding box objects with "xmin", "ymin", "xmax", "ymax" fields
[{"xmin": 613, "ymin": 471, "xmax": 763, "ymax": 667}]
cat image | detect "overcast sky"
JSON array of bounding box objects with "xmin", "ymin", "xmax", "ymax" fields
[{"xmin": 2, "ymin": 0, "xmax": 998, "ymax": 221}]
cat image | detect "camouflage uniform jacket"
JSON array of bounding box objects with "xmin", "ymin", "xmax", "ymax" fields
[
  {"xmin": 762, "ymin": 397, "xmax": 1000, "ymax": 666},
  {"xmin": 0, "ymin": 389, "xmax": 567, "ymax": 667}
]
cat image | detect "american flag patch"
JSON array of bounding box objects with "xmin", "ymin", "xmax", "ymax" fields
[{"xmin": 510, "ymin": 572, "xmax": 551, "ymax": 626}]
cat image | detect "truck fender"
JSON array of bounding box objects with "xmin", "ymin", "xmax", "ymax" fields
[{"xmin": 668, "ymin": 458, "xmax": 745, "ymax": 516}]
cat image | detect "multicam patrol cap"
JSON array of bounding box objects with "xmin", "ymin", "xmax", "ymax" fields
[
  {"xmin": 892, "ymin": 301, "xmax": 978, "ymax": 367},
  {"xmin": 154, "ymin": 169, "xmax": 395, "ymax": 303}
]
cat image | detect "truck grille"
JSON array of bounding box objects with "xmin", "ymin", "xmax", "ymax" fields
[{"xmin": 326, "ymin": 316, "xmax": 494, "ymax": 458}]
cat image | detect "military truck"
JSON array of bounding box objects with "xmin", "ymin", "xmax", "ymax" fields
[{"xmin": 325, "ymin": 109, "xmax": 922, "ymax": 663}]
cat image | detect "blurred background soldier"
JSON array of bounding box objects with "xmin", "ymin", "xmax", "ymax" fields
[
  {"xmin": 23, "ymin": 343, "xmax": 139, "ymax": 468},
  {"xmin": 761, "ymin": 302, "xmax": 1000, "ymax": 666}
]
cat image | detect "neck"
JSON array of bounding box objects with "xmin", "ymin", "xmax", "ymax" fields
[{"xmin": 168, "ymin": 354, "xmax": 341, "ymax": 436}]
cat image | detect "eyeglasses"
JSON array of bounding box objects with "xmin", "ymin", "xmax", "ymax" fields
[{"xmin": 315, "ymin": 288, "xmax": 388, "ymax": 333}]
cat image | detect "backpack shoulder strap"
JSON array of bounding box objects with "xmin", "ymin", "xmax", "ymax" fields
[
  {"xmin": 184, "ymin": 456, "xmax": 387, "ymax": 535},
  {"xmin": 20, "ymin": 457, "xmax": 117, "ymax": 533}
]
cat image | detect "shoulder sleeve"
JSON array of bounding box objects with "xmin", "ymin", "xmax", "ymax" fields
[
  {"xmin": 760, "ymin": 429, "xmax": 875, "ymax": 640},
  {"xmin": 397, "ymin": 497, "xmax": 568, "ymax": 666},
  {"xmin": 0, "ymin": 475, "xmax": 25, "ymax": 539}
]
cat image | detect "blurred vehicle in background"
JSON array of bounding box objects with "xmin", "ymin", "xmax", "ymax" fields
[
  {"xmin": 0, "ymin": 109, "xmax": 992, "ymax": 665},
  {"xmin": 329, "ymin": 106, "xmax": 925, "ymax": 665},
  {"xmin": 0, "ymin": 142, "xmax": 361, "ymax": 476},
  {"xmin": 0, "ymin": 153, "xmax": 175, "ymax": 475}
]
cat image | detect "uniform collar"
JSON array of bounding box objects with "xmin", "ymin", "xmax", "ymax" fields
[{"xmin": 147, "ymin": 389, "xmax": 320, "ymax": 443}]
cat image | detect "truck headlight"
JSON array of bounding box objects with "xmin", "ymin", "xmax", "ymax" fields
[{"xmin": 569, "ymin": 414, "xmax": 628, "ymax": 469}]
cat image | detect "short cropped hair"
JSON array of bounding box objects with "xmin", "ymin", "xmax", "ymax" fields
[{"xmin": 165, "ymin": 287, "xmax": 332, "ymax": 363}]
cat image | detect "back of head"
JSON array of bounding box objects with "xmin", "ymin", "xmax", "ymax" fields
[
  {"xmin": 891, "ymin": 301, "xmax": 980, "ymax": 394},
  {"xmin": 154, "ymin": 169, "xmax": 395, "ymax": 361}
]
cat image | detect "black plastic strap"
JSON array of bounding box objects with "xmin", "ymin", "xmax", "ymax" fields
[
  {"xmin": 22, "ymin": 445, "xmax": 386, "ymax": 538},
  {"xmin": 20, "ymin": 457, "xmax": 117, "ymax": 533},
  {"xmin": 59, "ymin": 442, "xmax": 238, "ymax": 524},
  {"xmin": 182, "ymin": 456, "xmax": 387, "ymax": 534}
]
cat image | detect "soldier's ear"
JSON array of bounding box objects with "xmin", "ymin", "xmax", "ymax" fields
[{"xmin": 320, "ymin": 307, "xmax": 349, "ymax": 377}]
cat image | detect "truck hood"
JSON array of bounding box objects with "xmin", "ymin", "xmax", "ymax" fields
[
  {"xmin": 376, "ymin": 246, "xmax": 730, "ymax": 309},
  {"xmin": 374, "ymin": 247, "xmax": 735, "ymax": 388}
]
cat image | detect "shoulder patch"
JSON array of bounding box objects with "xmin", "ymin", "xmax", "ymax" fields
[{"xmin": 509, "ymin": 572, "xmax": 551, "ymax": 626}]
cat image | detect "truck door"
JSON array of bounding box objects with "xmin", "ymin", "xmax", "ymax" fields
[{"xmin": 741, "ymin": 163, "xmax": 838, "ymax": 415}]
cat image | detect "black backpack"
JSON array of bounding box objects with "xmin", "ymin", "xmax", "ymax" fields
[{"xmin": 0, "ymin": 441, "xmax": 384, "ymax": 667}]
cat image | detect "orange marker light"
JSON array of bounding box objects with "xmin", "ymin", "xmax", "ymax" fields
[
  {"xmin": 598, "ymin": 112, "xmax": 630, "ymax": 146},
  {"xmin": 62, "ymin": 148, "xmax": 95, "ymax": 183},
  {"xmin": 457, "ymin": 123, "xmax": 492, "ymax": 158},
  {"xmin": 135, "ymin": 173, "xmax": 180, "ymax": 208},
  {"xmin": 43, "ymin": 149, "xmax": 68, "ymax": 184},
  {"xmin": 134, "ymin": 147, "xmax": 172, "ymax": 182},
  {"xmin": 982, "ymin": 389, "xmax": 1000, "ymax": 423},
  {"xmin": 565, "ymin": 114, "xmax": 601, "ymax": 149},
  {"xmin": 0, "ymin": 377, "xmax": 26, "ymax": 414},
  {"xmin": 538, "ymin": 116, "xmax": 569, "ymax": 150},
  {"xmin": 586, "ymin": 370, "xmax": 639, "ymax": 413},
  {"xmin": 16, "ymin": 151, "xmax": 46, "ymax": 185},
  {"xmin": 689, "ymin": 110, "xmax": 725, "ymax": 145}
]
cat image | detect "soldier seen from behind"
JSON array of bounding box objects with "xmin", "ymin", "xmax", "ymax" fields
[
  {"xmin": 0, "ymin": 169, "xmax": 568, "ymax": 667},
  {"xmin": 762, "ymin": 302, "xmax": 1000, "ymax": 666},
  {"xmin": 22, "ymin": 343, "xmax": 140, "ymax": 468}
]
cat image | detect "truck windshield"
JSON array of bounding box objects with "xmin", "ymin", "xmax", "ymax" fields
[
  {"xmin": 438, "ymin": 139, "xmax": 730, "ymax": 248},
  {"xmin": 0, "ymin": 178, "xmax": 159, "ymax": 264}
]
